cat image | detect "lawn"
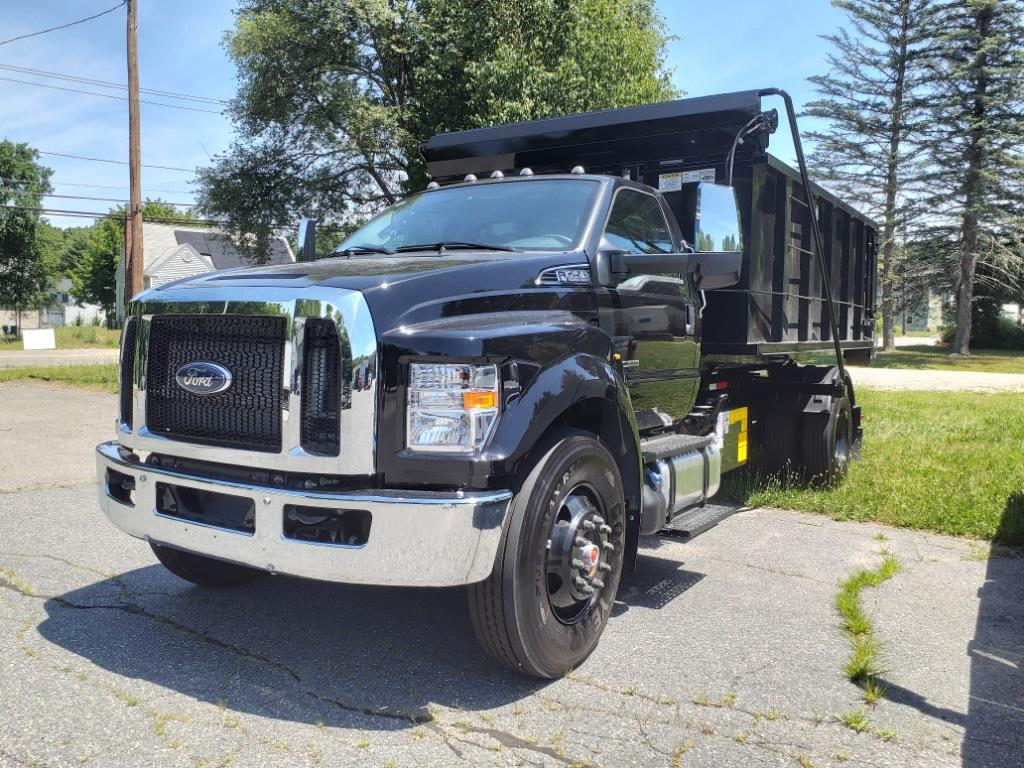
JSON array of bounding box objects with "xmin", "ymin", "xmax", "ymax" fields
[
  {"xmin": 0, "ymin": 364, "xmax": 119, "ymax": 393},
  {"xmin": 722, "ymin": 388, "xmax": 1024, "ymax": 546},
  {"xmin": 0, "ymin": 326, "xmax": 121, "ymax": 350},
  {"xmin": 805, "ymin": 344, "xmax": 1023, "ymax": 374}
]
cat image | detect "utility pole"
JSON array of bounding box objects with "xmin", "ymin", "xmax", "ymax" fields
[{"xmin": 125, "ymin": 0, "xmax": 143, "ymax": 306}]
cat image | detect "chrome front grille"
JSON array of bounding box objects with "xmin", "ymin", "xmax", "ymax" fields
[
  {"xmin": 145, "ymin": 314, "xmax": 287, "ymax": 452},
  {"xmin": 118, "ymin": 287, "xmax": 377, "ymax": 476}
]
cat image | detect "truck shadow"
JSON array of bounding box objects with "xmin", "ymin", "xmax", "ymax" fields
[
  {"xmin": 959, "ymin": 491, "xmax": 1024, "ymax": 768},
  {"xmin": 875, "ymin": 491, "xmax": 1024, "ymax": 768},
  {"xmin": 36, "ymin": 553, "xmax": 705, "ymax": 730}
]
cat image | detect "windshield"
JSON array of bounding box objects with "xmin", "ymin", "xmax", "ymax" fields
[{"xmin": 337, "ymin": 179, "xmax": 600, "ymax": 253}]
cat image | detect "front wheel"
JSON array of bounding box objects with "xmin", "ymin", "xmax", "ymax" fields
[{"xmin": 468, "ymin": 430, "xmax": 626, "ymax": 678}]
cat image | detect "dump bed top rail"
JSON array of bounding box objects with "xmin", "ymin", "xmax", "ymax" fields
[{"xmin": 423, "ymin": 90, "xmax": 767, "ymax": 180}]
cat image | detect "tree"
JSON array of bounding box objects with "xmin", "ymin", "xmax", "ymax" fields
[
  {"xmin": 804, "ymin": 0, "xmax": 938, "ymax": 351},
  {"xmin": 923, "ymin": 0, "xmax": 1024, "ymax": 355},
  {"xmin": 198, "ymin": 0, "xmax": 676, "ymax": 260},
  {"xmin": 0, "ymin": 141, "xmax": 53, "ymax": 332},
  {"xmin": 71, "ymin": 200, "xmax": 194, "ymax": 323}
]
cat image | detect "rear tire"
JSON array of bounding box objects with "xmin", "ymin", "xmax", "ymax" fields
[
  {"xmin": 468, "ymin": 430, "xmax": 626, "ymax": 678},
  {"xmin": 802, "ymin": 395, "xmax": 853, "ymax": 485},
  {"xmin": 150, "ymin": 543, "xmax": 268, "ymax": 588}
]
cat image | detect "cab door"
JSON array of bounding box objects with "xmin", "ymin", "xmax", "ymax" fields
[{"xmin": 596, "ymin": 187, "xmax": 701, "ymax": 433}]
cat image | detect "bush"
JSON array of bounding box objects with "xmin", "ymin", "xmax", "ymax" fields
[{"xmin": 941, "ymin": 298, "xmax": 1024, "ymax": 350}]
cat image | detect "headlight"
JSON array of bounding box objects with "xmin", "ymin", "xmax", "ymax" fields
[{"xmin": 406, "ymin": 363, "xmax": 499, "ymax": 453}]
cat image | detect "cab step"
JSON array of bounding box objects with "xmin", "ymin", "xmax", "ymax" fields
[
  {"xmin": 640, "ymin": 432, "xmax": 714, "ymax": 462},
  {"xmin": 664, "ymin": 502, "xmax": 744, "ymax": 540}
]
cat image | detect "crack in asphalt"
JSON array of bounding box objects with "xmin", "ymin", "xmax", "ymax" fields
[{"xmin": 0, "ymin": 568, "xmax": 433, "ymax": 727}]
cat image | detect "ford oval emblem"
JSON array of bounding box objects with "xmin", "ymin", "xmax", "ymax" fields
[{"xmin": 175, "ymin": 362, "xmax": 232, "ymax": 396}]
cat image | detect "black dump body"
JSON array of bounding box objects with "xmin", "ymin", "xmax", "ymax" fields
[{"xmin": 423, "ymin": 90, "xmax": 877, "ymax": 357}]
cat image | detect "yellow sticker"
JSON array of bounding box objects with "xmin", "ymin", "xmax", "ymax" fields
[{"xmin": 729, "ymin": 407, "xmax": 748, "ymax": 463}]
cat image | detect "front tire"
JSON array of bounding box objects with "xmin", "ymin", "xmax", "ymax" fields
[
  {"xmin": 468, "ymin": 430, "xmax": 626, "ymax": 678},
  {"xmin": 150, "ymin": 543, "xmax": 268, "ymax": 588}
]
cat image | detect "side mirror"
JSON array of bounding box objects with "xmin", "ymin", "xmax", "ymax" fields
[
  {"xmin": 297, "ymin": 218, "xmax": 317, "ymax": 262},
  {"xmin": 692, "ymin": 183, "xmax": 743, "ymax": 254}
]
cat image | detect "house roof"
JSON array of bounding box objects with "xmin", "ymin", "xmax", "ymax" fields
[{"xmin": 141, "ymin": 224, "xmax": 294, "ymax": 274}]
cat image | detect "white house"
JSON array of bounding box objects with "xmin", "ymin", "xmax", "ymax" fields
[{"xmin": 116, "ymin": 224, "xmax": 294, "ymax": 320}]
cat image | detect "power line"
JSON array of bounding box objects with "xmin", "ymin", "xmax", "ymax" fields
[
  {"xmin": 2, "ymin": 204, "xmax": 224, "ymax": 226},
  {"xmin": 41, "ymin": 192, "xmax": 196, "ymax": 207},
  {"xmin": 0, "ymin": 63, "xmax": 228, "ymax": 104},
  {"xmin": 0, "ymin": 75, "xmax": 225, "ymax": 114},
  {"xmin": 0, "ymin": 176, "xmax": 194, "ymax": 195},
  {"xmin": 37, "ymin": 151, "xmax": 196, "ymax": 173},
  {"xmin": 5, "ymin": 204, "xmax": 297, "ymax": 231},
  {"xmin": 0, "ymin": 2, "xmax": 126, "ymax": 47}
]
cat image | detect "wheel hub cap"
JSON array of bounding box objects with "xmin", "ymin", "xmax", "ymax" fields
[{"xmin": 545, "ymin": 484, "xmax": 615, "ymax": 624}]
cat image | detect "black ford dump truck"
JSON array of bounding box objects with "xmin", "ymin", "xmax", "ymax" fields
[{"xmin": 97, "ymin": 89, "xmax": 877, "ymax": 677}]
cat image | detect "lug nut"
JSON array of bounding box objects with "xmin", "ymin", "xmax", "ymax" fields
[
  {"xmin": 592, "ymin": 578, "xmax": 605, "ymax": 589},
  {"xmin": 599, "ymin": 562, "xmax": 612, "ymax": 572},
  {"xmin": 581, "ymin": 584, "xmax": 595, "ymax": 595},
  {"xmin": 582, "ymin": 520, "xmax": 596, "ymax": 531},
  {"xmin": 594, "ymin": 516, "xmax": 605, "ymax": 525},
  {"xmin": 571, "ymin": 558, "xmax": 584, "ymax": 569},
  {"xmin": 574, "ymin": 576, "xmax": 588, "ymax": 588},
  {"xmin": 603, "ymin": 541, "xmax": 615, "ymax": 551},
  {"xmin": 599, "ymin": 524, "xmax": 612, "ymax": 534},
  {"xmin": 575, "ymin": 536, "xmax": 588, "ymax": 547}
]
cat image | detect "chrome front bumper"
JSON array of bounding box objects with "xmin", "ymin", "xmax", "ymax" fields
[{"xmin": 95, "ymin": 442, "xmax": 511, "ymax": 587}]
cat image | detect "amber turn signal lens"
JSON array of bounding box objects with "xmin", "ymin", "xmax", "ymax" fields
[{"xmin": 462, "ymin": 391, "xmax": 497, "ymax": 409}]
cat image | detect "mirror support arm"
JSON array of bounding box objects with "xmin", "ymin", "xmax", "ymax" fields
[{"xmin": 757, "ymin": 87, "xmax": 849, "ymax": 392}]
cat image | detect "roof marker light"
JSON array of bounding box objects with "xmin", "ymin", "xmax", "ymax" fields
[
  {"xmin": 464, "ymin": 173, "xmax": 477, "ymax": 183},
  {"xmin": 490, "ymin": 170, "xmax": 504, "ymax": 179},
  {"xmin": 519, "ymin": 167, "xmax": 534, "ymax": 176},
  {"xmin": 570, "ymin": 165, "xmax": 585, "ymax": 175},
  {"xmin": 426, "ymin": 181, "xmax": 440, "ymax": 190}
]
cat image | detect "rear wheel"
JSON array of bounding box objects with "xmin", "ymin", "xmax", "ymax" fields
[
  {"xmin": 802, "ymin": 395, "xmax": 853, "ymax": 485},
  {"xmin": 150, "ymin": 543, "xmax": 268, "ymax": 588},
  {"xmin": 468, "ymin": 430, "xmax": 626, "ymax": 678}
]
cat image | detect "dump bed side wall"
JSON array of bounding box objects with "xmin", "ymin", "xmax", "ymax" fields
[{"xmin": 646, "ymin": 158, "xmax": 877, "ymax": 356}]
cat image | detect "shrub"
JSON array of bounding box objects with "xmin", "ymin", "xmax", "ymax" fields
[{"xmin": 941, "ymin": 298, "xmax": 1024, "ymax": 350}]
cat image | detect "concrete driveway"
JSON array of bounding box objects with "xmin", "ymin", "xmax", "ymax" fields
[{"xmin": 1, "ymin": 383, "xmax": 1021, "ymax": 768}]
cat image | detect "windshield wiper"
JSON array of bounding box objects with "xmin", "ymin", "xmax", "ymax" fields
[
  {"xmin": 333, "ymin": 245, "xmax": 393, "ymax": 257},
  {"xmin": 391, "ymin": 241, "xmax": 519, "ymax": 254}
]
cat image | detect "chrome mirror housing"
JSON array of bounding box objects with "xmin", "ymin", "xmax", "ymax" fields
[{"xmin": 693, "ymin": 183, "xmax": 742, "ymax": 254}]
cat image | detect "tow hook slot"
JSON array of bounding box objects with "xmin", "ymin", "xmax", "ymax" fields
[
  {"xmin": 283, "ymin": 505, "xmax": 371, "ymax": 546},
  {"xmin": 105, "ymin": 468, "xmax": 136, "ymax": 507}
]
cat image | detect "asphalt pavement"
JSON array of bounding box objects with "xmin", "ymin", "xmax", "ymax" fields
[{"xmin": 1, "ymin": 383, "xmax": 1021, "ymax": 768}]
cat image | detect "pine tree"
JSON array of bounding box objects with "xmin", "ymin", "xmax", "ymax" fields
[
  {"xmin": 924, "ymin": 0, "xmax": 1024, "ymax": 355},
  {"xmin": 804, "ymin": 0, "xmax": 938, "ymax": 351}
]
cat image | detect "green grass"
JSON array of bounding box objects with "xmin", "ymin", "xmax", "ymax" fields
[
  {"xmin": 723, "ymin": 389, "xmax": 1024, "ymax": 546},
  {"xmin": 835, "ymin": 552, "xmax": 902, "ymax": 705},
  {"xmin": 0, "ymin": 364, "xmax": 118, "ymax": 392},
  {"xmin": 0, "ymin": 325, "xmax": 121, "ymax": 350},
  {"xmin": 807, "ymin": 344, "xmax": 1023, "ymax": 374}
]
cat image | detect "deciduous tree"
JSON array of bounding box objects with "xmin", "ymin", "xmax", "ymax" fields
[
  {"xmin": 198, "ymin": 0, "xmax": 676, "ymax": 260},
  {"xmin": 0, "ymin": 140, "xmax": 53, "ymax": 332}
]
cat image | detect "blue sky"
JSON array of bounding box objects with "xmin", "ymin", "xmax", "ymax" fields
[{"xmin": 1, "ymin": 0, "xmax": 847, "ymax": 228}]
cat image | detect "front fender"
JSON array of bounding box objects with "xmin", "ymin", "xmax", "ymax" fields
[{"xmin": 486, "ymin": 352, "xmax": 638, "ymax": 479}]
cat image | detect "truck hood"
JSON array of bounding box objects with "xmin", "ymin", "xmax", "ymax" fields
[{"xmin": 147, "ymin": 249, "xmax": 590, "ymax": 331}]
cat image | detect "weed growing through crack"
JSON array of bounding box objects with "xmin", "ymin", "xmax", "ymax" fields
[
  {"xmin": 838, "ymin": 709, "xmax": 871, "ymax": 734},
  {"xmin": 836, "ymin": 552, "xmax": 901, "ymax": 704}
]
